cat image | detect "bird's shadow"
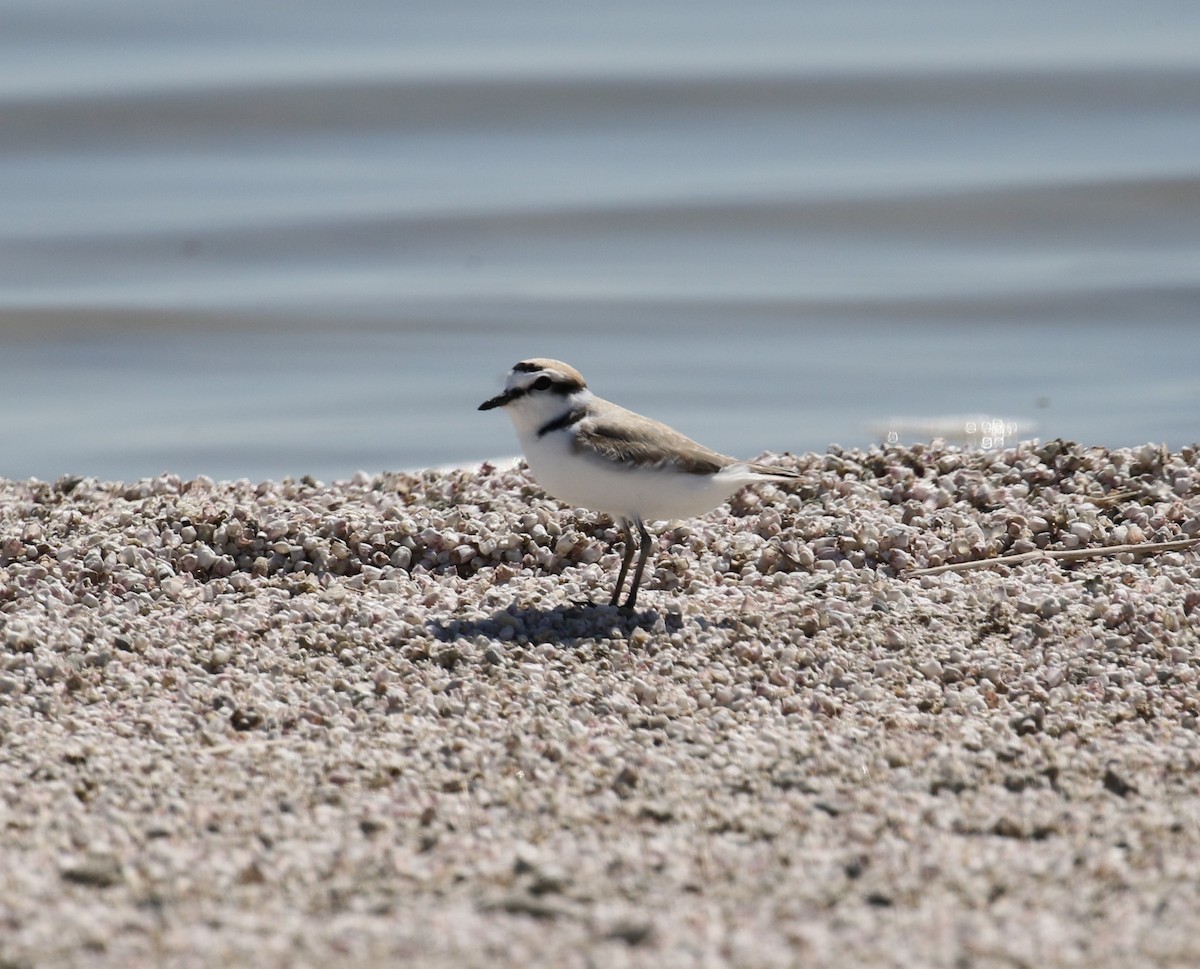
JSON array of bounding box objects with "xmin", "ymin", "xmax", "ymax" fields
[{"xmin": 428, "ymin": 599, "xmax": 707, "ymax": 645}]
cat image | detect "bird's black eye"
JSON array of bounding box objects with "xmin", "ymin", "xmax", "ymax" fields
[{"xmin": 532, "ymin": 376, "xmax": 553, "ymax": 391}]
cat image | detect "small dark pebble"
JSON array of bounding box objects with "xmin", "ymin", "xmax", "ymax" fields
[
  {"xmin": 605, "ymin": 918, "xmax": 655, "ymax": 946},
  {"xmin": 1103, "ymin": 767, "xmax": 1138, "ymax": 798},
  {"xmin": 61, "ymin": 854, "xmax": 123, "ymax": 888}
]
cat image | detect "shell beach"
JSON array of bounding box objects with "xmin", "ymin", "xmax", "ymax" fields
[{"xmin": 1, "ymin": 439, "xmax": 1199, "ymax": 968}]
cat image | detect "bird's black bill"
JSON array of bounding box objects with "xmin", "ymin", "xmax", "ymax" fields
[{"xmin": 478, "ymin": 390, "xmax": 518, "ymax": 410}]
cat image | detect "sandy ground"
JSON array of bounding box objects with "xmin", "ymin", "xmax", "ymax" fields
[{"xmin": 1, "ymin": 439, "xmax": 1199, "ymax": 968}]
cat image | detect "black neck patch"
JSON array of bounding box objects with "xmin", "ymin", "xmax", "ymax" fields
[{"xmin": 537, "ymin": 406, "xmax": 588, "ymax": 438}]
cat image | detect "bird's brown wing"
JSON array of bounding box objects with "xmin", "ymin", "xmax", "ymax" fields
[{"xmin": 573, "ymin": 406, "xmax": 733, "ymax": 476}]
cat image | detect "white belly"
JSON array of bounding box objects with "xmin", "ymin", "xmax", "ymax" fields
[{"xmin": 519, "ymin": 428, "xmax": 750, "ymax": 522}]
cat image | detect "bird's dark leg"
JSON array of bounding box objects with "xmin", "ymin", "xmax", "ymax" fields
[
  {"xmin": 622, "ymin": 518, "xmax": 653, "ymax": 610},
  {"xmin": 609, "ymin": 518, "xmax": 637, "ymax": 607}
]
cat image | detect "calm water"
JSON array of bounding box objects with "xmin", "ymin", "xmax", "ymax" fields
[{"xmin": 2, "ymin": 1, "xmax": 1198, "ymax": 482}]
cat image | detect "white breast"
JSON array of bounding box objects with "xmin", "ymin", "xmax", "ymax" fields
[{"xmin": 518, "ymin": 426, "xmax": 755, "ymax": 522}]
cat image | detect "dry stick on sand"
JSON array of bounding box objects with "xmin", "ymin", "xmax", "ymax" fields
[{"xmin": 907, "ymin": 537, "xmax": 1200, "ymax": 577}]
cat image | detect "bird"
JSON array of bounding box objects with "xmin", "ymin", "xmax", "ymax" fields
[{"xmin": 478, "ymin": 357, "xmax": 800, "ymax": 610}]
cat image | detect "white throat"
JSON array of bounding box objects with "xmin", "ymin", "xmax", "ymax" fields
[{"xmin": 506, "ymin": 388, "xmax": 594, "ymax": 442}]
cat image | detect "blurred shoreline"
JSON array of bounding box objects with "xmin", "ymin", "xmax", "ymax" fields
[{"xmin": 2, "ymin": 0, "xmax": 1197, "ymax": 482}]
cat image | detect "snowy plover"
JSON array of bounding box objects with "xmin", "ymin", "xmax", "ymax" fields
[{"xmin": 479, "ymin": 358, "xmax": 800, "ymax": 609}]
